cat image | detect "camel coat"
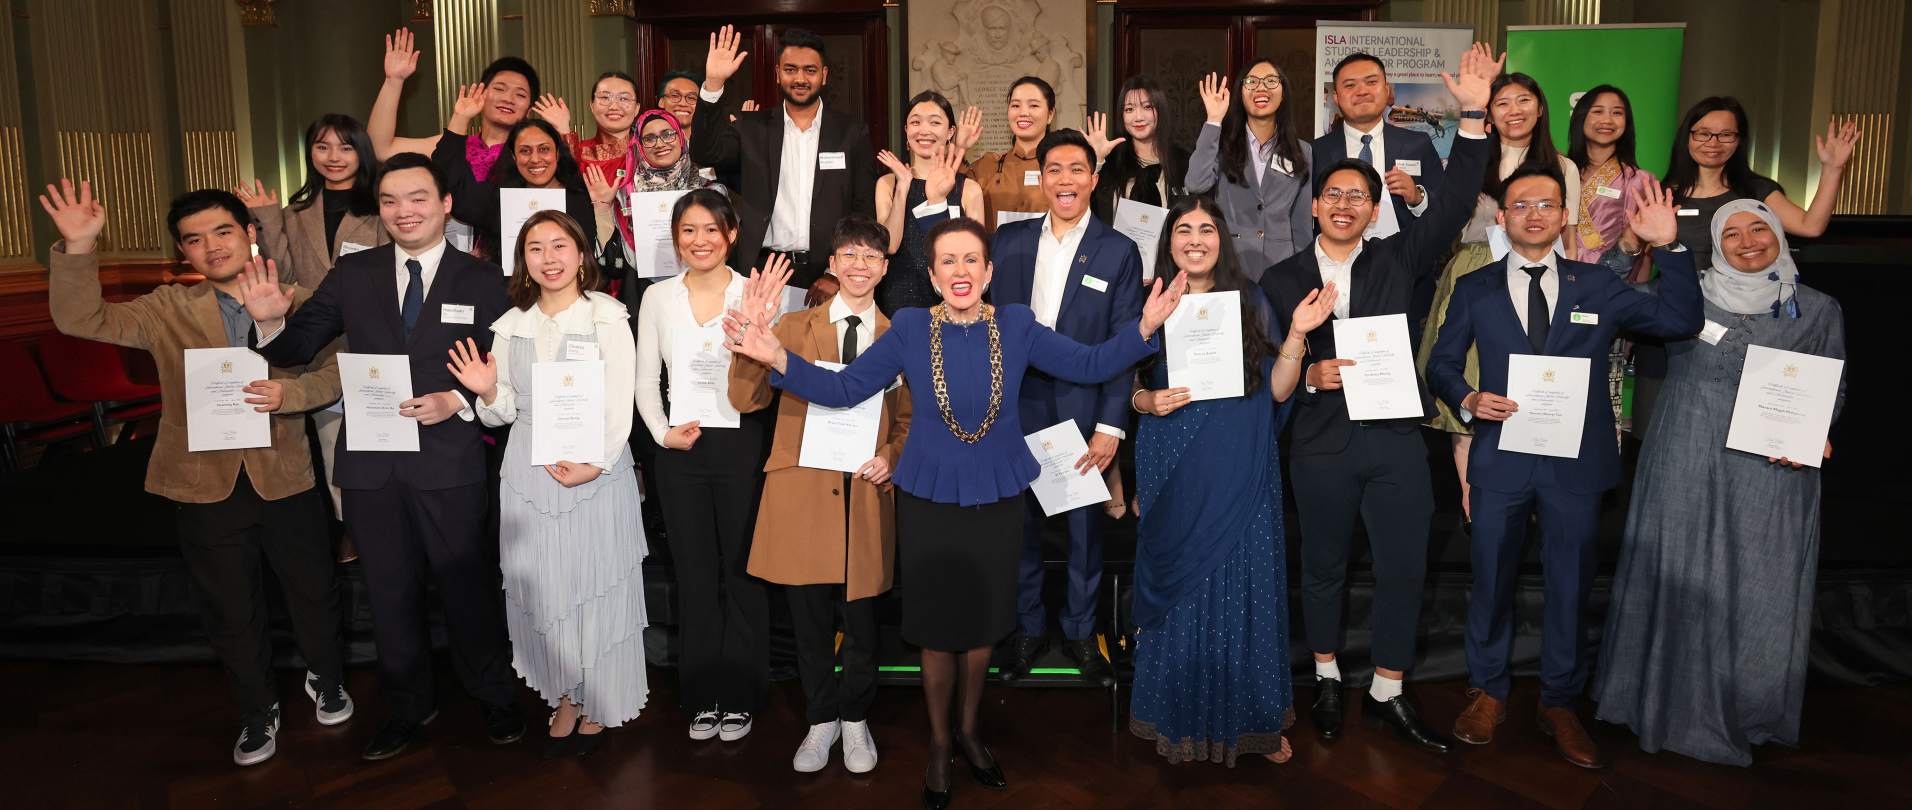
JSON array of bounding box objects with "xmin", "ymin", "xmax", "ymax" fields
[
  {"xmin": 47, "ymin": 242, "xmax": 342, "ymax": 504},
  {"xmin": 729, "ymin": 301, "xmax": 911, "ymax": 600},
  {"xmin": 252, "ymin": 198, "xmax": 390, "ymax": 289}
]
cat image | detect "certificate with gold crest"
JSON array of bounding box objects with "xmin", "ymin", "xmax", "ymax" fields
[
  {"xmin": 1724, "ymin": 345, "xmax": 1843, "ymax": 467},
  {"xmin": 669, "ymin": 327, "xmax": 741, "ymax": 428},
  {"xmin": 183, "ymin": 347, "xmax": 271, "ymax": 452},
  {"xmin": 797, "ymin": 361, "xmax": 883, "ymax": 473},
  {"xmin": 1113, "ymin": 198, "xmax": 1169, "ymax": 281},
  {"xmin": 1023, "ymin": 420, "xmax": 1111, "ymax": 517},
  {"xmin": 530, "ymin": 360, "xmax": 605, "ymax": 465},
  {"xmin": 1330, "ymin": 313, "xmax": 1422, "ymax": 421},
  {"xmin": 338, "ymin": 353, "xmax": 420, "ymax": 452},
  {"xmin": 630, "ymin": 190, "xmax": 691, "ymax": 278},
  {"xmin": 497, "ymin": 188, "xmax": 567, "ymax": 276},
  {"xmin": 1164, "ymin": 292, "xmax": 1245, "ymax": 401},
  {"xmin": 1497, "ymin": 354, "xmax": 1590, "ymax": 458}
]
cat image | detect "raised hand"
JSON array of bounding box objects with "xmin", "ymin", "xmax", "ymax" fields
[
  {"xmin": 705, "ymin": 25, "xmax": 748, "ymax": 92},
  {"xmin": 953, "ymin": 106, "xmax": 984, "ymax": 152},
  {"xmin": 1440, "ymin": 43, "xmax": 1500, "ymax": 111},
  {"xmin": 1816, "ymin": 119, "xmax": 1862, "ymax": 169},
  {"xmin": 1139, "ymin": 270, "xmax": 1191, "ymax": 337},
  {"xmin": 922, "ymin": 144, "xmax": 965, "ymax": 202},
  {"xmin": 1199, "ymin": 73, "xmax": 1231, "ymax": 124},
  {"xmin": 876, "ymin": 149, "xmax": 914, "ymax": 181},
  {"xmin": 532, "ymin": 94, "xmax": 571, "ymax": 135},
  {"xmin": 39, "ymin": 179, "xmax": 107, "ymax": 254},
  {"xmin": 1627, "ymin": 178, "xmax": 1681, "ymax": 248},
  {"xmin": 232, "ymin": 179, "xmax": 278, "ymax": 210},
  {"xmin": 1084, "ymin": 112, "xmax": 1127, "ymax": 162},
  {"xmin": 583, "ymin": 165, "xmax": 615, "ymax": 204},
  {"xmin": 721, "ymin": 308, "xmax": 786, "ymax": 369},
  {"xmin": 1290, "ymin": 282, "xmax": 1338, "ymax": 335},
  {"xmin": 444, "ymin": 338, "xmax": 498, "ymax": 402},
  {"xmin": 384, "ymin": 28, "xmax": 419, "ymax": 82},
  {"xmin": 451, "ymin": 83, "xmax": 486, "ymax": 126},
  {"xmin": 236, "ymin": 257, "xmax": 296, "ymax": 325},
  {"xmin": 740, "ymin": 252, "xmax": 795, "ymax": 325}
]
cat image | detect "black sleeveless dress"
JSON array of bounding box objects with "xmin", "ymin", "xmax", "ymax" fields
[{"xmin": 879, "ymin": 175, "xmax": 966, "ymax": 317}]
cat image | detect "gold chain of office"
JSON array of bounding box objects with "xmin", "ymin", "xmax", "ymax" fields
[{"xmin": 926, "ymin": 303, "xmax": 1003, "ymax": 444}]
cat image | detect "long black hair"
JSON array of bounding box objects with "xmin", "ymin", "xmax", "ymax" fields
[
  {"xmin": 1481, "ymin": 72, "xmax": 1563, "ymax": 203},
  {"xmin": 1662, "ymin": 96, "xmax": 1778, "ymax": 198},
  {"xmin": 1094, "ymin": 75, "xmax": 1187, "ymax": 221},
  {"xmin": 288, "ymin": 114, "xmax": 377, "ymax": 217},
  {"xmin": 491, "ymin": 118, "xmax": 584, "ymax": 191},
  {"xmin": 1566, "ymin": 84, "xmax": 1639, "ymax": 173},
  {"xmin": 1217, "ymin": 60, "xmax": 1308, "ymax": 188},
  {"xmin": 1151, "ymin": 196, "xmax": 1277, "ymax": 396}
]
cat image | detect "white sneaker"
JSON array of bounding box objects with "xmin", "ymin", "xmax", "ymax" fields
[
  {"xmin": 792, "ymin": 720, "xmax": 840, "ymax": 772},
  {"xmin": 232, "ymin": 704, "xmax": 281, "ymax": 767},
  {"xmin": 841, "ymin": 719, "xmax": 878, "ymax": 774},
  {"xmin": 304, "ymin": 671, "xmax": 354, "ymax": 726},
  {"xmin": 689, "ymin": 709, "xmax": 721, "ymax": 741},
  {"xmin": 718, "ymin": 711, "xmax": 753, "ymax": 742}
]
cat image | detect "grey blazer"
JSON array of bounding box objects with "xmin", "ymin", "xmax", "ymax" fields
[
  {"xmin": 253, "ymin": 200, "xmax": 391, "ymax": 290},
  {"xmin": 1185, "ymin": 122, "xmax": 1313, "ymax": 281}
]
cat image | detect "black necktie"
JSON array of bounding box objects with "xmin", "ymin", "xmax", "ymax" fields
[
  {"xmin": 401, "ymin": 258, "xmax": 424, "ymax": 342},
  {"xmin": 841, "ymin": 315, "xmax": 861, "ymax": 364},
  {"xmin": 1524, "ymin": 266, "xmax": 1550, "ymax": 354}
]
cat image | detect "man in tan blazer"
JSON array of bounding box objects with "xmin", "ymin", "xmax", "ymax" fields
[
  {"xmin": 43, "ymin": 181, "xmax": 352, "ymax": 768},
  {"xmin": 730, "ymin": 215, "xmax": 909, "ymax": 775}
]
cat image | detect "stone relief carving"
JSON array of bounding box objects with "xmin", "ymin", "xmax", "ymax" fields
[{"xmin": 908, "ymin": 0, "xmax": 1086, "ymax": 155}]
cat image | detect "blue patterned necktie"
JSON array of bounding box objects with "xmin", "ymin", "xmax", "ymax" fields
[
  {"xmin": 1357, "ymin": 134, "xmax": 1374, "ymax": 165},
  {"xmin": 401, "ymin": 258, "xmax": 424, "ymax": 341}
]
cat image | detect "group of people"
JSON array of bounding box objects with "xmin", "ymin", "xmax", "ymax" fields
[{"xmin": 34, "ymin": 21, "xmax": 1852, "ymax": 804}]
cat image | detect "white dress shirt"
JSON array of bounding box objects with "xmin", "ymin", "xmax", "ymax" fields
[
  {"xmin": 634, "ymin": 269, "xmax": 748, "ymax": 444},
  {"xmin": 1342, "ymin": 120, "xmax": 1429, "ymax": 217},
  {"xmin": 1031, "ymin": 211, "xmax": 1125, "ymax": 440},
  {"xmin": 700, "ymin": 86, "xmax": 823, "ymax": 252},
  {"xmin": 1505, "ymin": 250, "xmax": 1560, "ymax": 335},
  {"xmin": 475, "ymin": 292, "xmax": 636, "ymax": 471},
  {"xmin": 828, "ymin": 294, "xmax": 878, "ymax": 358},
  {"xmin": 1312, "ymin": 236, "xmax": 1364, "ymax": 322}
]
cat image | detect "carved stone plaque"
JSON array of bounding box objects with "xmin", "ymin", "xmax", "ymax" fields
[{"xmin": 907, "ymin": 0, "xmax": 1087, "ymax": 155}]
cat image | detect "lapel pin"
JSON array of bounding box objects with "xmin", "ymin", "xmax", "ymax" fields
[
  {"xmin": 1078, "ymin": 255, "xmax": 1087, "ymax": 263},
  {"xmin": 1566, "ymin": 274, "xmax": 1576, "ymax": 282}
]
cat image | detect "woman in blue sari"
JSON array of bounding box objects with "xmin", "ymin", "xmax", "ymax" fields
[{"xmin": 1126, "ymin": 196, "xmax": 1336, "ymax": 766}]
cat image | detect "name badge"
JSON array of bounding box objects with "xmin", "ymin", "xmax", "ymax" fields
[
  {"xmin": 818, "ymin": 152, "xmax": 847, "ymax": 170},
  {"xmin": 947, "ymin": 205, "xmax": 961, "ymax": 219},
  {"xmin": 1570, "ymin": 311, "xmax": 1599, "ymax": 325},
  {"xmin": 566, "ymin": 342, "xmax": 601, "ymax": 361},
  {"xmin": 1596, "ymin": 185, "xmax": 1623, "ymax": 200},
  {"xmin": 441, "ymin": 304, "xmax": 475, "ymax": 324},
  {"xmin": 1024, "ymin": 170, "xmax": 1040, "ymax": 186},
  {"xmin": 339, "ymin": 241, "xmax": 374, "ymax": 256},
  {"xmin": 1697, "ymin": 320, "xmax": 1730, "ymax": 345},
  {"xmin": 1677, "ymin": 208, "xmax": 1699, "ymax": 216},
  {"xmin": 1080, "ymin": 275, "xmax": 1108, "ymax": 293},
  {"xmin": 1393, "ymin": 159, "xmax": 1422, "ymax": 177}
]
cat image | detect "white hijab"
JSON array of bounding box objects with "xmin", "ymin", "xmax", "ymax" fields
[{"xmin": 1702, "ymin": 199, "xmax": 1800, "ymax": 318}]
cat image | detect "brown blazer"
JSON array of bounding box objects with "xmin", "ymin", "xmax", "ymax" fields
[
  {"xmin": 47, "ymin": 243, "xmax": 342, "ymax": 504},
  {"xmin": 729, "ymin": 301, "xmax": 910, "ymax": 600},
  {"xmin": 252, "ymin": 199, "xmax": 390, "ymax": 289}
]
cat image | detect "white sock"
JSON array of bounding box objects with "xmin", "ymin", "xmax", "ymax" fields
[
  {"xmin": 1314, "ymin": 659, "xmax": 1341, "ymax": 681},
  {"xmin": 1369, "ymin": 673, "xmax": 1403, "ymax": 702}
]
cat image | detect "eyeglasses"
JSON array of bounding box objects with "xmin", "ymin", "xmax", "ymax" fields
[
  {"xmin": 1505, "ymin": 201, "xmax": 1564, "ymax": 214},
  {"xmin": 638, "ymin": 133, "xmax": 678, "ymax": 148},
  {"xmin": 835, "ymin": 250, "xmax": 886, "ymax": 267},
  {"xmin": 1689, "ymin": 130, "xmax": 1739, "ymax": 144},
  {"xmin": 661, "ymin": 90, "xmax": 698, "ymax": 104},
  {"xmin": 1241, "ymin": 76, "xmax": 1282, "ymax": 90},
  {"xmin": 593, "ymin": 92, "xmax": 636, "ymax": 107},
  {"xmin": 1319, "ymin": 188, "xmax": 1372, "ymax": 206}
]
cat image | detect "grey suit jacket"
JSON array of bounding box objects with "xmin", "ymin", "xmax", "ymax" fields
[{"xmin": 1184, "ymin": 122, "xmax": 1313, "ymax": 281}]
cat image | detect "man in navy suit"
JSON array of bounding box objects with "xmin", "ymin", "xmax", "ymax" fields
[
  {"xmin": 240, "ymin": 153, "xmax": 522, "ymax": 762},
  {"xmin": 1312, "ymin": 52, "xmax": 1449, "ymax": 327},
  {"xmin": 989, "ymin": 128, "xmax": 1145, "ymax": 686},
  {"xmin": 1426, "ymin": 168, "xmax": 1698, "ymax": 769}
]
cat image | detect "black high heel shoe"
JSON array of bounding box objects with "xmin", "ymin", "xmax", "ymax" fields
[
  {"xmin": 574, "ymin": 725, "xmax": 609, "ymax": 757},
  {"xmin": 952, "ymin": 734, "xmax": 1006, "ymax": 790},
  {"xmin": 542, "ymin": 715, "xmax": 580, "ymax": 759},
  {"xmin": 921, "ymin": 759, "xmax": 953, "ymax": 810}
]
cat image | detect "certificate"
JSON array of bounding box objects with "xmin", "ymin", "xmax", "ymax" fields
[
  {"xmin": 996, "ymin": 210, "xmax": 1044, "ymax": 228},
  {"xmin": 183, "ymin": 348, "xmax": 271, "ymax": 452},
  {"xmin": 337, "ymin": 353, "xmax": 420, "ymax": 452},
  {"xmin": 498, "ymin": 188, "xmax": 568, "ymax": 276},
  {"xmin": 630, "ymin": 190, "xmax": 691, "ymax": 278},
  {"xmin": 530, "ymin": 361, "xmax": 605, "ymax": 465},
  {"xmin": 668, "ymin": 327, "xmax": 740, "ymax": 428},
  {"xmin": 797, "ymin": 361, "xmax": 882, "ymax": 473},
  {"xmin": 1164, "ymin": 292, "xmax": 1244, "ymax": 402},
  {"xmin": 1024, "ymin": 420, "xmax": 1111, "ymax": 517},
  {"xmin": 1112, "ymin": 198, "xmax": 1168, "ymax": 281},
  {"xmin": 1330, "ymin": 314, "xmax": 1423, "ymax": 421},
  {"xmin": 444, "ymin": 219, "xmax": 476, "ymax": 254},
  {"xmin": 1497, "ymin": 354, "xmax": 1590, "ymax": 458},
  {"xmin": 1724, "ymin": 345, "xmax": 1843, "ymax": 467}
]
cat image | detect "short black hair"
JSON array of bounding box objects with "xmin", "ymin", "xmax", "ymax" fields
[
  {"xmin": 830, "ymin": 214, "xmax": 890, "ymax": 255},
  {"xmin": 1036, "ymin": 128, "xmax": 1093, "ymax": 168},
  {"xmin": 1496, "ymin": 163, "xmax": 1567, "ymax": 207},
  {"xmin": 480, "ymin": 56, "xmax": 540, "ymax": 101},
  {"xmin": 166, "ymin": 189, "xmax": 251, "ymax": 243},
  {"xmin": 779, "ymin": 28, "xmax": 827, "ymax": 63},
  {"xmin": 1313, "ymin": 158, "xmax": 1384, "ymax": 199},
  {"xmin": 375, "ymin": 152, "xmax": 451, "ymax": 199},
  {"xmin": 656, "ymin": 69, "xmax": 701, "ymax": 98},
  {"xmin": 1331, "ymin": 52, "xmax": 1387, "ymax": 85}
]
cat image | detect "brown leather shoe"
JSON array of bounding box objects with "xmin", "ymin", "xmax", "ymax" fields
[
  {"xmin": 1536, "ymin": 704, "xmax": 1602, "ymax": 768},
  {"xmin": 1452, "ymin": 688, "xmax": 1506, "ymax": 744}
]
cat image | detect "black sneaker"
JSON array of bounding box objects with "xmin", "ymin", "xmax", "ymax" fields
[
  {"xmin": 233, "ymin": 704, "xmax": 281, "ymax": 766},
  {"xmin": 304, "ymin": 671, "xmax": 354, "ymax": 726}
]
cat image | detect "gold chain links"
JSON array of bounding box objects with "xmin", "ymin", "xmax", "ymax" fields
[{"xmin": 926, "ymin": 303, "xmax": 1004, "ymax": 444}]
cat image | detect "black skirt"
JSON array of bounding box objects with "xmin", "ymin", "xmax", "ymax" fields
[{"xmin": 896, "ymin": 489, "xmax": 1024, "ymax": 652}]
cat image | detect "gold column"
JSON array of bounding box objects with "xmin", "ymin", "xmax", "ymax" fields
[
  {"xmin": 1426, "ymin": 0, "xmax": 1500, "ymax": 48},
  {"xmin": 170, "ymin": 0, "xmax": 247, "ymax": 193},
  {"xmin": 1828, "ymin": 0, "xmax": 1903, "ymax": 215},
  {"xmin": 0, "ymin": 8, "xmax": 34, "ymax": 261},
  {"xmin": 524, "ymin": 0, "xmax": 594, "ymax": 119},
  {"xmin": 1525, "ymin": 0, "xmax": 1601, "ymax": 26},
  {"xmin": 434, "ymin": 0, "xmax": 502, "ymax": 126}
]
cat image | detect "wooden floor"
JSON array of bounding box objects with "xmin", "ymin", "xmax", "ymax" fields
[{"xmin": 2, "ymin": 663, "xmax": 1907, "ymax": 809}]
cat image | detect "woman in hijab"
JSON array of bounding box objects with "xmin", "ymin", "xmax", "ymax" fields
[
  {"xmin": 597, "ymin": 109, "xmax": 728, "ymax": 310},
  {"xmin": 1592, "ymin": 198, "xmax": 1846, "ymax": 767}
]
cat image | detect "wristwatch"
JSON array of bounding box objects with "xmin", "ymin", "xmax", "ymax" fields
[{"xmin": 1460, "ymin": 110, "xmax": 1487, "ymax": 120}]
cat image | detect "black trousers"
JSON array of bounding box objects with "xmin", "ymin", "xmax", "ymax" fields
[
  {"xmin": 654, "ymin": 423, "xmax": 770, "ymax": 716},
  {"xmin": 1290, "ymin": 425, "xmax": 1435, "ymax": 673},
  {"xmin": 343, "ymin": 477, "xmax": 516, "ymax": 722},
  {"xmin": 175, "ymin": 470, "xmax": 343, "ymax": 719},
  {"xmin": 787, "ymin": 583, "xmax": 879, "ymax": 724}
]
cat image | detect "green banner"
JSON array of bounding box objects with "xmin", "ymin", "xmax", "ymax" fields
[{"xmin": 1506, "ymin": 25, "xmax": 1686, "ymax": 178}]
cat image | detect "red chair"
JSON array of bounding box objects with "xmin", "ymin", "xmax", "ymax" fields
[
  {"xmin": 0, "ymin": 340, "xmax": 100, "ymax": 473},
  {"xmin": 35, "ymin": 331, "xmax": 163, "ymax": 447}
]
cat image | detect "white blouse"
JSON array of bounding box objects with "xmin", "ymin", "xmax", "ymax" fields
[
  {"xmin": 634, "ymin": 269, "xmax": 748, "ymax": 445},
  {"xmin": 475, "ymin": 291, "xmax": 637, "ymax": 471}
]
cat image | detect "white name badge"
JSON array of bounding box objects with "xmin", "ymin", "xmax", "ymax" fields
[
  {"xmin": 1570, "ymin": 311, "xmax": 1599, "ymax": 325},
  {"xmin": 1597, "ymin": 185, "xmax": 1624, "ymax": 200},
  {"xmin": 565, "ymin": 341, "xmax": 601, "ymax": 361},
  {"xmin": 339, "ymin": 241, "xmax": 374, "ymax": 256},
  {"xmin": 1677, "ymin": 208, "xmax": 1699, "ymax": 217},
  {"xmin": 441, "ymin": 304, "xmax": 475, "ymax": 324},
  {"xmin": 1024, "ymin": 170, "xmax": 1040, "ymax": 186},
  {"xmin": 1080, "ymin": 275, "xmax": 1108, "ymax": 292},
  {"xmin": 1393, "ymin": 159, "xmax": 1422, "ymax": 177},
  {"xmin": 1697, "ymin": 320, "xmax": 1731, "ymax": 345},
  {"xmin": 819, "ymin": 152, "xmax": 847, "ymax": 170}
]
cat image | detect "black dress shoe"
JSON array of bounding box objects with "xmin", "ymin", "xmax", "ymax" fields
[
  {"xmin": 998, "ymin": 635, "xmax": 1046, "ymax": 682},
  {"xmin": 921, "ymin": 783, "xmax": 951, "ymax": 810},
  {"xmin": 1310, "ymin": 676, "xmax": 1344, "ymax": 740},
  {"xmin": 1064, "ymin": 637, "xmax": 1116, "ymax": 687},
  {"xmin": 1361, "ymin": 692, "xmax": 1454, "ymax": 753},
  {"xmin": 483, "ymin": 701, "xmax": 525, "ymax": 744},
  {"xmin": 953, "ymin": 734, "xmax": 1007, "ymax": 790},
  {"xmin": 542, "ymin": 717, "xmax": 579, "ymax": 759},
  {"xmin": 574, "ymin": 728, "xmax": 608, "ymax": 757},
  {"xmin": 361, "ymin": 710, "xmax": 436, "ymax": 761}
]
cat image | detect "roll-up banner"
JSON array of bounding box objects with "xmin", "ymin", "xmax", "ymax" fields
[
  {"xmin": 1316, "ymin": 21, "xmax": 1476, "ymax": 158},
  {"xmin": 1506, "ymin": 24, "xmax": 1687, "ymax": 178}
]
